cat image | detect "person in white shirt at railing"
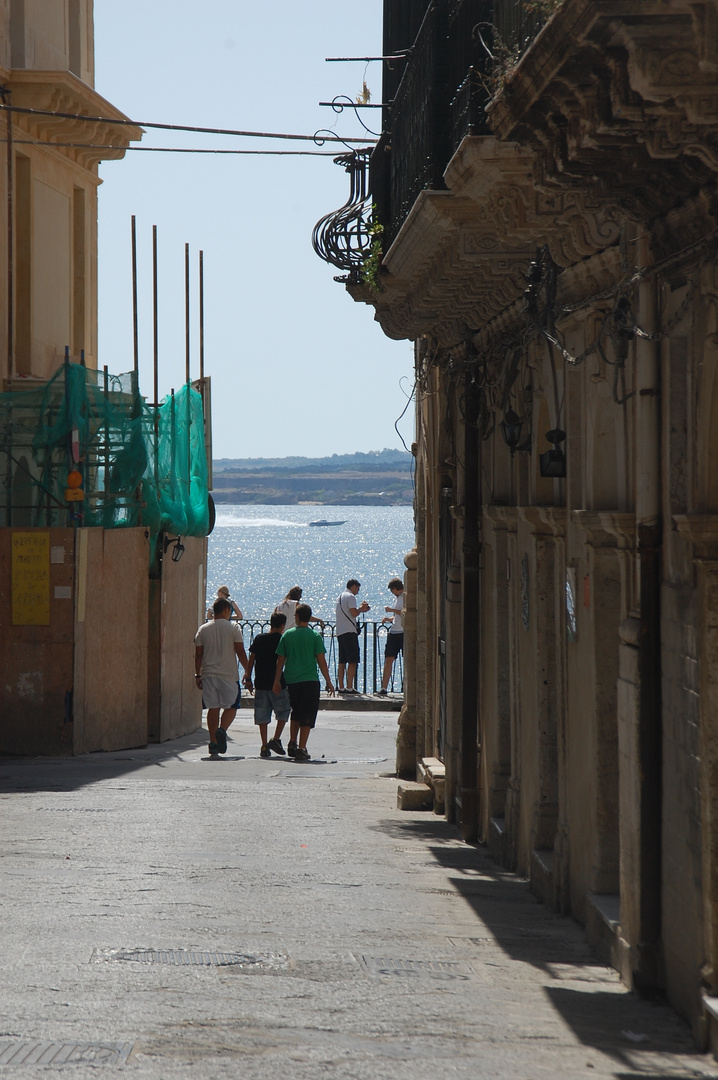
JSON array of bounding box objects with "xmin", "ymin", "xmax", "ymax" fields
[
  {"xmin": 335, "ymin": 578, "xmax": 370, "ymax": 695},
  {"xmin": 377, "ymin": 577, "xmax": 404, "ymax": 696},
  {"xmin": 274, "ymin": 586, "xmax": 324, "ymax": 630}
]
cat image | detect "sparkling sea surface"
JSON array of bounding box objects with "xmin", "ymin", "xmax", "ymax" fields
[{"xmin": 206, "ymin": 504, "xmax": 415, "ymax": 624}]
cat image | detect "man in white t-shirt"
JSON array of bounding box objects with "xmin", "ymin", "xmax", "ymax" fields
[
  {"xmin": 335, "ymin": 578, "xmax": 370, "ymax": 694},
  {"xmin": 194, "ymin": 597, "xmax": 249, "ymax": 755}
]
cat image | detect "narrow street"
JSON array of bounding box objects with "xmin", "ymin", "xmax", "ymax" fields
[{"xmin": 0, "ymin": 710, "xmax": 714, "ymax": 1080}]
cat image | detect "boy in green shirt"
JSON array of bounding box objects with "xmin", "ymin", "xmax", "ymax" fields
[{"xmin": 273, "ymin": 603, "xmax": 335, "ymax": 761}]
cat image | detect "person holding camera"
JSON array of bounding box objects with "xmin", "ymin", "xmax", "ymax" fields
[{"xmin": 335, "ymin": 578, "xmax": 370, "ymax": 695}]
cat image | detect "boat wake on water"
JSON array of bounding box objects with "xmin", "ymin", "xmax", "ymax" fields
[{"xmin": 214, "ymin": 516, "xmax": 300, "ymax": 529}]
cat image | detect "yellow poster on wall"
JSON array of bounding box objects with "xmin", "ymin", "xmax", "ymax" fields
[{"xmin": 12, "ymin": 532, "xmax": 50, "ymax": 625}]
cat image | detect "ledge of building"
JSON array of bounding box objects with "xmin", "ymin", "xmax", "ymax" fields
[
  {"xmin": 529, "ymin": 848, "xmax": 553, "ymax": 906},
  {"xmin": 701, "ymin": 991, "xmax": 718, "ymax": 1054},
  {"xmin": 239, "ymin": 694, "xmax": 402, "ymax": 712},
  {"xmin": 9, "ymin": 70, "xmax": 143, "ymax": 168},
  {"xmin": 418, "ymin": 756, "xmax": 446, "ymax": 815},
  {"xmin": 489, "ymin": 816, "xmax": 508, "ymax": 864},
  {"xmin": 397, "ymin": 780, "xmax": 432, "ymax": 811},
  {"xmin": 586, "ymin": 891, "xmax": 621, "ymax": 969}
]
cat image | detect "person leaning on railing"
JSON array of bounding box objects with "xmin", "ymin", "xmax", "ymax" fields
[
  {"xmin": 376, "ymin": 577, "xmax": 404, "ymax": 696},
  {"xmin": 207, "ymin": 585, "xmax": 243, "ymax": 622},
  {"xmin": 274, "ymin": 585, "xmax": 324, "ymax": 630}
]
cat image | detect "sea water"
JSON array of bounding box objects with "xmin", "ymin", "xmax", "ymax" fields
[{"xmin": 207, "ymin": 504, "xmax": 415, "ymax": 623}]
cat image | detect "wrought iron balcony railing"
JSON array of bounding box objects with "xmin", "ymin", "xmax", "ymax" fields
[
  {"xmin": 312, "ymin": 1, "xmax": 545, "ymax": 278},
  {"xmin": 311, "ymin": 150, "xmax": 373, "ymax": 283},
  {"xmin": 375, "ymin": 0, "xmax": 495, "ymax": 248}
]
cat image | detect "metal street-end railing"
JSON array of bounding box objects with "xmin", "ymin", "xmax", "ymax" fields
[{"xmin": 236, "ymin": 620, "xmax": 404, "ymax": 697}]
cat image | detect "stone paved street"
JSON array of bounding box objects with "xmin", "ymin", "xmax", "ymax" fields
[{"xmin": 0, "ymin": 710, "xmax": 715, "ymax": 1079}]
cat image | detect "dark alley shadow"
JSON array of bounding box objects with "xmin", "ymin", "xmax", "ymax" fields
[
  {"xmin": 372, "ymin": 817, "xmax": 704, "ymax": 1071},
  {"xmin": 373, "ymin": 818, "xmax": 601, "ymax": 969},
  {"xmin": 545, "ymin": 986, "xmax": 699, "ymax": 1072},
  {"xmin": 0, "ymin": 728, "xmax": 208, "ymax": 794},
  {"xmin": 370, "ymin": 816, "xmax": 468, "ymax": 845}
]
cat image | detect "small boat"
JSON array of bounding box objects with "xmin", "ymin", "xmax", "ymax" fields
[{"xmin": 308, "ymin": 519, "xmax": 346, "ymax": 527}]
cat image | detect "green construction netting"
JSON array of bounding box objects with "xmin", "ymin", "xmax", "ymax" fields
[{"xmin": 0, "ymin": 361, "xmax": 209, "ymax": 556}]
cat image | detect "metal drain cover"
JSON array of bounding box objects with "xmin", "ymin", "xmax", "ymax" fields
[
  {"xmin": 0, "ymin": 1042, "xmax": 132, "ymax": 1066},
  {"xmin": 91, "ymin": 948, "xmax": 288, "ymax": 969},
  {"xmin": 358, "ymin": 956, "xmax": 473, "ymax": 980}
]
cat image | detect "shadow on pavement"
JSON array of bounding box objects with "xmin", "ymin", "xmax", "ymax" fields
[
  {"xmin": 544, "ymin": 986, "xmax": 700, "ymax": 1071},
  {"xmin": 370, "ymin": 816, "xmax": 466, "ymax": 845},
  {"xmin": 372, "ymin": 817, "xmax": 703, "ymax": 1071},
  {"xmin": 0, "ymin": 728, "xmax": 208, "ymax": 794}
]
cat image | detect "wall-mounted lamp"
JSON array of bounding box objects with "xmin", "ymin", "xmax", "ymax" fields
[
  {"xmin": 163, "ymin": 535, "xmax": 185, "ymax": 562},
  {"xmin": 500, "ymin": 408, "xmax": 533, "ymax": 457},
  {"xmin": 500, "ymin": 409, "xmax": 524, "ymax": 456},
  {"xmin": 539, "ymin": 428, "xmax": 567, "ymax": 478}
]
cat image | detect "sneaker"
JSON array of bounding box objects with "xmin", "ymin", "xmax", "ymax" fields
[
  {"xmin": 208, "ymin": 741, "xmax": 219, "ymax": 755},
  {"xmin": 345, "ymin": 688, "xmax": 359, "ymax": 695},
  {"xmin": 293, "ymin": 747, "xmax": 311, "ymax": 761},
  {"xmin": 287, "ymin": 741, "xmax": 298, "ymax": 756},
  {"xmin": 376, "ymin": 688, "xmax": 388, "ymax": 697},
  {"xmin": 260, "ymin": 744, "xmax": 271, "ymax": 759},
  {"xmin": 266, "ymin": 737, "xmax": 285, "ymax": 756},
  {"xmin": 215, "ymin": 727, "xmax": 228, "ymax": 754}
]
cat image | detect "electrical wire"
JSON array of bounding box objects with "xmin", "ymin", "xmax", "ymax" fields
[
  {"xmin": 6, "ymin": 139, "xmax": 340, "ymax": 156},
  {"xmin": 393, "ymin": 375, "xmax": 416, "ymax": 455},
  {"xmin": 0, "ymin": 102, "xmax": 376, "ymax": 144}
]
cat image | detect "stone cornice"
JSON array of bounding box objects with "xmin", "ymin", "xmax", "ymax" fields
[
  {"xmin": 371, "ymin": 134, "xmax": 626, "ymax": 344},
  {"xmin": 572, "ymin": 510, "xmax": 636, "ymax": 548},
  {"xmin": 486, "ymin": 0, "xmax": 718, "ymax": 219},
  {"xmin": 445, "ymin": 137, "xmax": 623, "ymax": 269},
  {"xmin": 7, "ymin": 70, "xmax": 142, "ymax": 170},
  {"xmin": 484, "ymin": 505, "xmax": 519, "ymax": 533},
  {"xmin": 674, "ymin": 513, "xmax": 718, "ymax": 558},
  {"xmin": 519, "ymin": 505, "xmax": 567, "ymax": 536}
]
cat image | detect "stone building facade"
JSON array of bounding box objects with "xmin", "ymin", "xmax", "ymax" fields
[
  {"xmin": 324, "ymin": 0, "xmax": 718, "ymax": 1053},
  {"xmin": 0, "ymin": 3, "xmax": 208, "ymax": 754},
  {"xmin": 0, "ymin": 0, "xmax": 140, "ymax": 380}
]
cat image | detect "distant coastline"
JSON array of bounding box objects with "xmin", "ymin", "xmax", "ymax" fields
[{"xmin": 211, "ymin": 448, "xmax": 414, "ymax": 506}]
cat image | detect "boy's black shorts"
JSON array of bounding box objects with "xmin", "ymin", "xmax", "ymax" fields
[
  {"xmin": 288, "ymin": 680, "xmax": 321, "ymax": 728},
  {"xmin": 385, "ymin": 632, "xmax": 404, "ymax": 659}
]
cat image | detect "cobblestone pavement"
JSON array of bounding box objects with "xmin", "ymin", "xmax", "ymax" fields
[{"xmin": 0, "ymin": 711, "xmax": 715, "ymax": 1079}]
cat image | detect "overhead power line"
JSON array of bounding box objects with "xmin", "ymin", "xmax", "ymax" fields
[
  {"xmin": 8, "ymin": 139, "xmax": 342, "ymax": 156},
  {"xmin": 0, "ymin": 102, "xmax": 376, "ymax": 144}
]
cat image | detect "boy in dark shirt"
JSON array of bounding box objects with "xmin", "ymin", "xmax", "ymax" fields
[{"xmin": 243, "ymin": 612, "xmax": 291, "ymax": 758}]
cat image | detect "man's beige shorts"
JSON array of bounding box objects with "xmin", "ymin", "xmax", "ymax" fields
[{"xmin": 201, "ymin": 676, "xmax": 240, "ymax": 709}]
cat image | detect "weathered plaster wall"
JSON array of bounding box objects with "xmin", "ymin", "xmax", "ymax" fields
[
  {"xmin": 73, "ymin": 527, "xmax": 149, "ymax": 753},
  {"xmin": 661, "ymin": 579, "xmax": 702, "ymax": 1023},
  {"xmin": 0, "ymin": 526, "xmax": 74, "ymax": 755},
  {"xmin": 158, "ymin": 535, "xmax": 206, "ymax": 742}
]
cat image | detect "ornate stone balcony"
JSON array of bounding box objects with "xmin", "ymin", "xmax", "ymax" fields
[{"xmin": 357, "ymin": 0, "xmax": 718, "ymax": 347}]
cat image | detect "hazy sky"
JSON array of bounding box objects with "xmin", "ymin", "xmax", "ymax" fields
[{"xmin": 92, "ymin": 1, "xmax": 414, "ymax": 461}]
